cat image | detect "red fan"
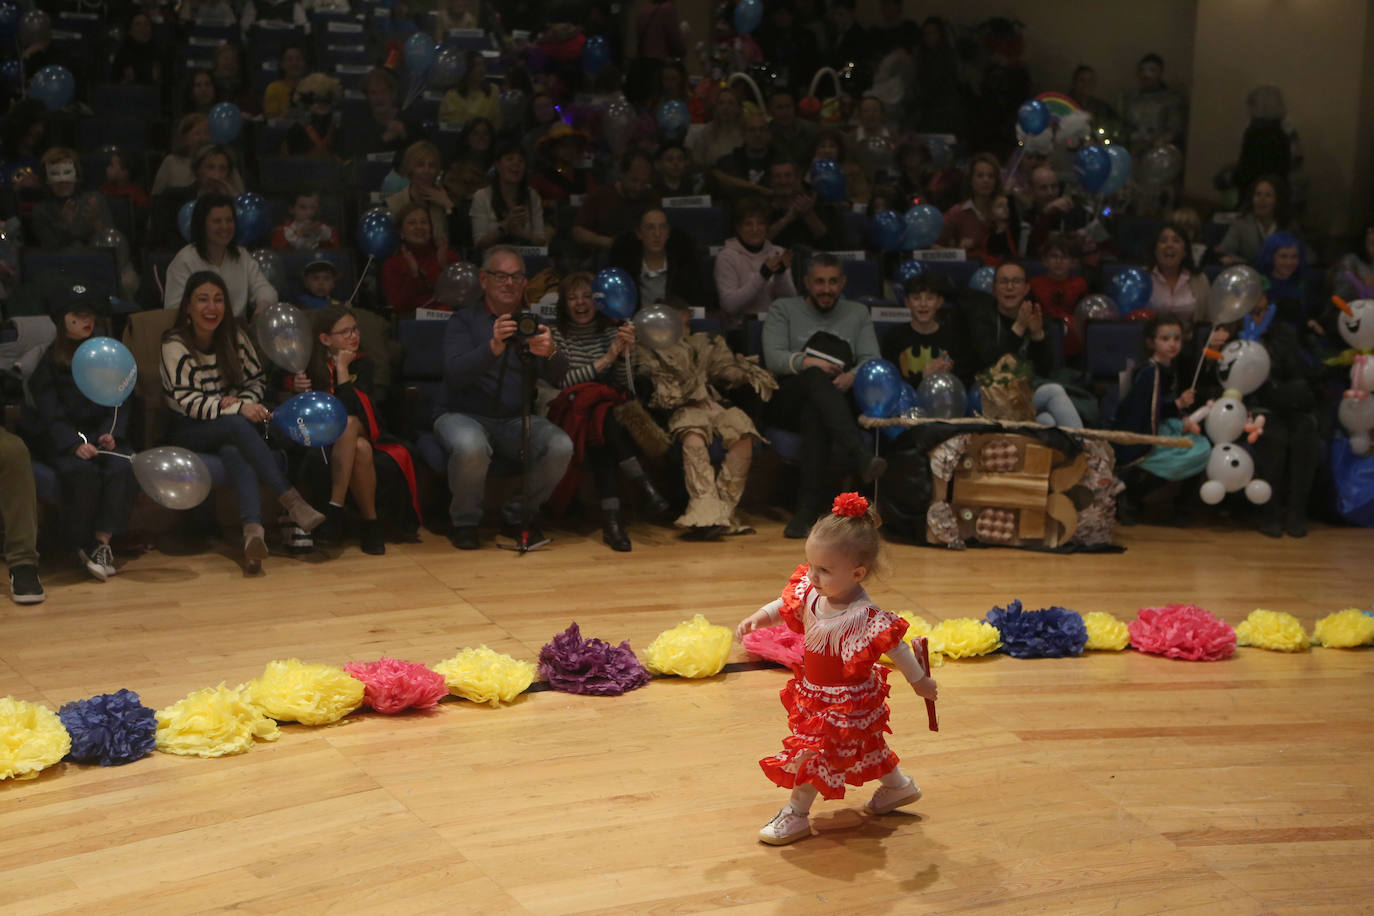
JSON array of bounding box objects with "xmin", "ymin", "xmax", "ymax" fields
[{"xmin": 911, "ymin": 636, "xmax": 937, "ymax": 732}]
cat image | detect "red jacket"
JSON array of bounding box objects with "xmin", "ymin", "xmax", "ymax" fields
[{"xmin": 380, "ymin": 243, "xmax": 460, "ymax": 318}]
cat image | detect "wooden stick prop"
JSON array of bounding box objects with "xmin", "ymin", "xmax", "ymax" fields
[
  {"xmin": 858, "ymin": 415, "xmax": 1195, "ymax": 449},
  {"xmin": 912, "ymin": 636, "xmax": 937, "ymax": 732},
  {"xmin": 1191, "ymin": 346, "xmax": 1222, "ymax": 391}
]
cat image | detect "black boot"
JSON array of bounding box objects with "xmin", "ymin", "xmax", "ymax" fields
[
  {"xmin": 314, "ymin": 504, "xmax": 346, "ymax": 545},
  {"xmin": 602, "ymin": 509, "xmax": 631, "ymax": 552},
  {"xmin": 637, "ymin": 477, "xmax": 672, "ymax": 518},
  {"xmin": 360, "ymin": 519, "xmax": 386, "ymax": 555}
]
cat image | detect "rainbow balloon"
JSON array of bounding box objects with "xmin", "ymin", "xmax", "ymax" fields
[{"xmin": 1034, "ymin": 91, "xmax": 1081, "ymax": 121}]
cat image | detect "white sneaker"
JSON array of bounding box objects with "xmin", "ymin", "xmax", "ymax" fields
[
  {"xmin": 758, "ymin": 805, "xmax": 813, "ymax": 845},
  {"xmin": 865, "ymin": 778, "xmax": 922, "ymax": 815},
  {"xmin": 93, "ymin": 543, "xmax": 116, "ymax": 577},
  {"xmin": 78, "ymin": 547, "xmax": 108, "ymax": 582}
]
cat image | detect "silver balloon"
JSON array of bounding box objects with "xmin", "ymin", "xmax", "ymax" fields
[
  {"xmin": 1216, "ymin": 339, "xmax": 1270, "ymax": 396},
  {"xmin": 250, "ymin": 248, "xmax": 286, "ymax": 294},
  {"xmin": 132, "ymin": 447, "xmax": 212, "ymax": 510},
  {"xmin": 603, "ymin": 97, "xmax": 635, "ymax": 152},
  {"xmin": 1137, "ymin": 143, "xmax": 1183, "ymax": 186},
  {"xmin": 1208, "ymin": 264, "xmax": 1265, "ymax": 325},
  {"xmin": 19, "ymin": 10, "xmax": 51, "ymax": 47},
  {"xmin": 902, "ymin": 405, "xmax": 928, "ymax": 421},
  {"xmin": 252, "ymin": 301, "xmax": 312, "ymax": 373},
  {"xmin": 632, "ymin": 304, "xmax": 683, "ymax": 351},
  {"xmin": 917, "ymin": 371, "xmax": 966, "ymax": 419},
  {"xmin": 858, "ymin": 135, "xmax": 893, "ymax": 175},
  {"xmin": 433, "ymin": 261, "xmax": 480, "ymax": 307},
  {"xmin": 1072, "ymin": 293, "xmax": 1118, "ymax": 339},
  {"xmin": 91, "ymin": 227, "xmax": 130, "ymax": 265},
  {"xmin": 428, "ymin": 47, "xmax": 465, "ymax": 90},
  {"xmin": 498, "ymin": 88, "xmax": 526, "ymax": 130}
]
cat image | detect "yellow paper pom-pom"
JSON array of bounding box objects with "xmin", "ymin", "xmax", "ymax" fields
[
  {"xmin": 880, "ymin": 612, "xmax": 944, "ymax": 667},
  {"xmin": 643, "ymin": 614, "xmax": 733, "ymax": 678},
  {"xmin": 929, "ymin": 618, "xmax": 1002, "ymax": 659},
  {"xmin": 243, "ymin": 659, "xmax": 365, "ymax": 725},
  {"xmin": 1082, "ymin": 611, "xmax": 1131, "ymax": 651},
  {"xmin": 155, "ymin": 684, "xmax": 281, "ymax": 758},
  {"xmin": 434, "ymin": 647, "xmax": 537, "ymax": 707},
  {"xmin": 1235, "ymin": 609, "xmax": 1310, "ymax": 652},
  {"xmin": 0, "ymin": 696, "xmax": 71, "ymax": 780},
  {"xmin": 1312, "ymin": 608, "xmax": 1374, "ymax": 649}
]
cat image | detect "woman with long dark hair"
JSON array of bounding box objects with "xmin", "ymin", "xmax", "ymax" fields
[
  {"xmin": 469, "ymin": 143, "xmax": 548, "ymax": 249},
  {"xmin": 160, "ymin": 271, "xmax": 324, "ymax": 571},
  {"xmin": 163, "ymin": 193, "xmax": 278, "ymax": 317}
]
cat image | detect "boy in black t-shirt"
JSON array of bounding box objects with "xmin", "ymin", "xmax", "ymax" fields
[{"xmin": 880, "ymin": 273, "xmax": 972, "ymax": 387}]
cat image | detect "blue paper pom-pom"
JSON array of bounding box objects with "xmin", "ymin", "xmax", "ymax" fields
[
  {"xmin": 58, "ymin": 689, "xmax": 158, "ymax": 766},
  {"xmin": 985, "ymin": 600, "xmax": 1088, "ymax": 658}
]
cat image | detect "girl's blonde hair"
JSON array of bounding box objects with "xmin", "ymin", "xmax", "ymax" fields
[{"xmin": 808, "ymin": 494, "xmax": 883, "ymax": 572}]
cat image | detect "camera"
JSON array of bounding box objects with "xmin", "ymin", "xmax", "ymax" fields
[{"xmin": 512, "ymin": 310, "xmax": 541, "ymax": 339}]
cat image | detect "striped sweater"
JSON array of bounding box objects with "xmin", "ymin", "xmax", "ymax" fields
[
  {"xmin": 160, "ymin": 329, "xmax": 266, "ymax": 420},
  {"xmin": 551, "ymin": 322, "xmax": 631, "ymax": 390}
]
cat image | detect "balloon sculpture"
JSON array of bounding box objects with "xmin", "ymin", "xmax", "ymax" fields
[
  {"xmin": 252, "ymin": 302, "xmax": 312, "ymax": 374},
  {"xmin": 72, "ymin": 338, "xmax": 137, "ymax": 408},
  {"xmin": 207, "ymin": 102, "xmax": 242, "ymax": 143},
  {"xmin": 1332, "ymin": 297, "xmax": 1374, "ymax": 454},
  {"xmin": 1185, "ymin": 339, "xmax": 1273, "ymax": 506},
  {"xmin": 132, "ymin": 447, "xmax": 212, "ymax": 510},
  {"xmin": 633, "ymin": 305, "xmax": 684, "ymax": 351},
  {"xmin": 853, "ymin": 359, "xmax": 903, "ymax": 418},
  {"xmin": 273, "ymin": 392, "xmax": 349, "ymax": 448},
  {"xmin": 593, "ymin": 268, "xmax": 636, "ymax": 320}
]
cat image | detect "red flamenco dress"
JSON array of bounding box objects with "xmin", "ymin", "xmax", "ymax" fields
[{"xmin": 760, "ymin": 563, "xmax": 911, "ymax": 800}]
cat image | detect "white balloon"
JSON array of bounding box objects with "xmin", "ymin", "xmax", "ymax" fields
[
  {"xmin": 1199, "ymin": 480, "xmax": 1226, "ymax": 505},
  {"xmin": 1216, "ymin": 340, "xmax": 1270, "ymax": 396},
  {"xmin": 1336, "ymin": 299, "xmax": 1374, "ymax": 352},
  {"xmin": 1337, "ymin": 395, "xmax": 1374, "ymax": 455},
  {"xmin": 1202, "ymin": 397, "xmax": 1248, "ymax": 444},
  {"xmin": 1206, "ymin": 443, "xmax": 1253, "ymax": 494},
  {"xmin": 632, "ymin": 304, "xmax": 684, "ymax": 351},
  {"xmin": 1244, "ymin": 478, "xmax": 1272, "ymax": 505}
]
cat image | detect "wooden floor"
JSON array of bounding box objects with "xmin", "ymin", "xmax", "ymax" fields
[{"xmin": 2, "ymin": 513, "xmax": 1372, "ymax": 915}]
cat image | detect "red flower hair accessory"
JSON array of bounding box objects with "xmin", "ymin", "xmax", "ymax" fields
[{"xmin": 832, "ymin": 493, "xmax": 868, "ymax": 517}]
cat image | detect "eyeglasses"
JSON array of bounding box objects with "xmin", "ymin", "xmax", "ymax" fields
[
  {"xmin": 330, "ymin": 325, "xmax": 360, "ymax": 337},
  {"xmin": 483, "ymin": 270, "xmax": 525, "ymax": 284},
  {"xmin": 995, "ymin": 276, "xmax": 1027, "ymax": 287}
]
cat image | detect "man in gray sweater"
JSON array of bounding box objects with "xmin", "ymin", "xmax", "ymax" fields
[{"xmin": 763, "ymin": 253, "xmax": 886, "ymax": 537}]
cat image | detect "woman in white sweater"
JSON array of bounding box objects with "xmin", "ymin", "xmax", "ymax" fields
[
  {"xmin": 163, "ymin": 193, "xmax": 278, "ymax": 318},
  {"xmin": 161, "ymin": 271, "xmax": 323, "ymax": 571},
  {"xmin": 713, "ymin": 197, "xmax": 797, "ymax": 329}
]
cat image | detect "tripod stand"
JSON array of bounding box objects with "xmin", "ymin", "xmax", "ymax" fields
[{"xmin": 498, "ymin": 342, "xmax": 550, "ymax": 554}]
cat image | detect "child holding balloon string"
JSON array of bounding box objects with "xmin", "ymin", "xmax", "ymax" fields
[{"xmin": 27, "ymin": 288, "xmax": 136, "ymax": 581}]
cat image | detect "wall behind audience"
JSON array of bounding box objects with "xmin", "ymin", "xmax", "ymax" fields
[{"xmin": 1185, "ymin": 0, "xmax": 1374, "ymax": 246}]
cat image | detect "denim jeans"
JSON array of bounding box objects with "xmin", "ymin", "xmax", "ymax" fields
[
  {"xmin": 433, "ymin": 412, "xmax": 574, "ymax": 527},
  {"xmin": 1033, "ymin": 383, "xmax": 1083, "ymax": 428},
  {"xmin": 169, "ymin": 413, "xmax": 290, "ymax": 525},
  {"xmin": 52, "ymin": 451, "xmax": 136, "ymax": 547}
]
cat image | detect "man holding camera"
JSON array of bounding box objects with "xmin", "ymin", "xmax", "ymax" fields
[{"xmin": 435, "ymin": 246, "xmax": 573, "ymax": 549}]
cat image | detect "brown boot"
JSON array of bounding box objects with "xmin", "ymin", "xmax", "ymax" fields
[
  {"xmin": 278, "ymin": 488, "xmax": 325, "ymax": 532},
  {"xmin": 243, "ymin": 523, "xmax": 268, "ymax": 573}
]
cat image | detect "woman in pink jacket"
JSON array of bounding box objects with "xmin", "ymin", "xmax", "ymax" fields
[{"xmin": 713, "ymin": 197, "xmax": 797, "ymax": 329}]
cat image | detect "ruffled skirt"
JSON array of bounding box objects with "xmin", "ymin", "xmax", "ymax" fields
[{"xmin": 759, "ymin": 668, "xmax": 898, "ymax": 799}]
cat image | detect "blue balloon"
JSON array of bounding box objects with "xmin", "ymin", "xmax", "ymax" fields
[
  {"xmin": 379, "ymin": 171, "xmax": 409, "ymax": 195},
  {"xmin": 869, "ymin": 210, "xmax": 905, "ymax": 253},
  {"xmin": 581, "ymin": 35, "xmax": 611, "ymax": 75},
  {"xmin": 72, "ymin": 337, "xmax": 137, "ymax": 407},
  {"xmin": 893, "ymin": 258, "xmax": 925, "ymax": 294},
  {"xmin": 1107, "ymin": 266, "xmax": 1152, "ymax": 314},
  {"xmin": 1099, "ymin": 144, "xmax": 1133, "ymax": 195},
  {"xmin": 29, "ymin": 65, "xmax": 75, "ymax": 111},
  {"xmin": 404, "ymin": 32, "xmax": 437, "ymax": 73},
  {"xmin": 0, "ymin": 0, "xmax": 18, "ymax": 41},
  {"xmin": 1074, "ymin": 145, "xmax": 1112, "ymax": 193},
  {"xmin": 1017, "ymin": 99, "xmax": 1049, "ymax": 135},
  {"xmin": 207, "ymin": 102, "xmax": 242, "ymax": 144},
  {"xmin": 177, "ymin": 199, "xmax": 196, "ymax": 242},
  {"xmin": 0, "ymin": 59, "xmax": 21, "ymax": 93},
  {"xmin": 233, "ymin": 192, "xmax": 269, "ymax": 246},
  {"xmin": 966, "ymin": 384, "xmax": 982, "ymax": 417},
  {"xmin": 355, "ymin": 208, "xmax": 398, "ymax": 259},
  {"xmin": 733, "ymin": 0, "xmax": 763, "ymax": 35},
  {"xmin": 809, "ymin": 158, "xmax": 846, "ymax": 203},
  {"xmin": 853, "ymin": 359, "xmax": 904, "ymax": 418},
  {"xmin": 903, "ymin": 203, "xmax": 943, "ymax": 249},
  {"xmin": 881, "ymin": 382, "xmax": 920, "ymax": 440},
  {"xmin": 593, "ymin": 267, "xmax": 636, "ymax": 320},
  {"xmin": 272, "ymin": 392, "xmax": 348, "ymax": 448},
  {"xmin": 969, "ymin": 265, "xmax": 996, "ymax": 294},
  {"xmin": 656, "ymin": 99, "xmax": 689, "ymax": 136}
]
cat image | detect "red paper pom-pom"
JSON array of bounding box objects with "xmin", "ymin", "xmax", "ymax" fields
[
  {"xmin": 741, "ymin": 623, "xmax": 804, "ymax": 668},
  {"xmin": 1128, "ymin": 604, "xmax": 1236, "ymax": 662},
  {"xmin": 832, "ymin": 492, "xmax": 869, "ymax": 518},
  {"xmin": 342, "ymin": 657, "xmax": 449, "ymax": 714}
]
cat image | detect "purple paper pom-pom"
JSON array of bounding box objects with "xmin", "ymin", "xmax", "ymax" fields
[
  {"xmin": 985, "ymin": 600, "xmax": 1088, "ymax": 658},
  {"xmin": 58, "ymin": 688, "xmax": 158, "ymax": 766},
  {"xmin": 538, "ymin": 623, "xmax": 650, "ymax": 696}
]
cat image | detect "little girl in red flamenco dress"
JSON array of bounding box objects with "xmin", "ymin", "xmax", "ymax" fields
[{"xmin": 735, "ymin": 493, "xmax": 940, "ymax": 845}]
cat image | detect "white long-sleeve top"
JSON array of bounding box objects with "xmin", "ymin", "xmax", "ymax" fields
[
  {"xmin": 162, "ymin": 244, "xmax": 278, "ymax": 318},
  {"xmin": 756, "ymin": 596, "xmax": 929, "ymax": 683},
  {"xmin": 160, "ymin": 328, "xmax": 266, "ymax": 420}
]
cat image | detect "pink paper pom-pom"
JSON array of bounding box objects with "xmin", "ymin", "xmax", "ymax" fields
[
  {"xmin": 1128, "ymin": 604, "xmax": 1236, "ymax": 662},
  {"xmin": 342, "ymin": 657, "xmax": 448, "ymax": 714},
  {"xmin": 741, "ymin": 623, "xmax": 803, "ymax": 668}
]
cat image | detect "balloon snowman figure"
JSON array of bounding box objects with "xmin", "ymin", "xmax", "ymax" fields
[
  {"xmin": 1331, "ymin": 297, "xmax": 1374, "ymax": 454},
  {"xmin": 1184, "ymin": 338, "xmax": 1272, "ymax": 506}
]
